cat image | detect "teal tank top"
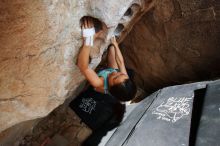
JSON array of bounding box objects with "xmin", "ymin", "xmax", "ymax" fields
[{"xmin": 97, "ymin": 68, "xmax": 118, "ymax": 94}]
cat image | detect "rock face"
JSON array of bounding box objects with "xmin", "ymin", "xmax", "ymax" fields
[
  {"xmin": 121, "ymin": 0, "xmax": 220, "ymax": 93},
  {"xmin": 1, "ymin": 0, "xmax": 220, "ymax": 140},
  {"xmin": 0, "ymin": 0, "xmax": 148, "ymax": 133}
]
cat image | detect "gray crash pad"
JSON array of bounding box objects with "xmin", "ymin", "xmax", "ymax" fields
[
  {"xmin": 195, "ymin": 81, "xmax": 220, "ymax": 146},
  {"xmin": 104, "ymin": 80, "xmax": 219, "ymax": 146}
]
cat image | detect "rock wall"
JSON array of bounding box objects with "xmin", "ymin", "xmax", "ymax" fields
[
  {"xmin": 0, "ymin": 0, "xmax": 151, "ymax": 133},
  {"xmin": 121, "ymin": 0, "xmax": 220, "ymax": 93},
  {"xmin": 1, "ymin": 0, "xmax": 219, "ymax": 142}
]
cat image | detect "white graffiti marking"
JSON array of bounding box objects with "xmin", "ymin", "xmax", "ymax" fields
[
  {"xmin": 79, "ymin": 98, "xmax": 96, "ymax": 114},
  {"xmin": 152, "ymin": 97, "xmax": 192, "ymax": 123}
]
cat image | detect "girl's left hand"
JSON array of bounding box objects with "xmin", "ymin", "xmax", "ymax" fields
[
  {"xmin": 82, "ymin": 17, "xmax": 94, "ymax": 30},
  {"xmin": 81, "ymin": 17, "xmax": 95, "ymax": 46}
]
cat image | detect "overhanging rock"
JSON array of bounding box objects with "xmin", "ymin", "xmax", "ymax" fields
[{"xmin": 0, "ymin": 0, "xmax": 153, "ymax": 133}]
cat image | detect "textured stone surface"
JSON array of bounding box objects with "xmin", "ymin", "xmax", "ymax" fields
[
  {"xmin": 1, "ymin": 0, "xmax": 220, "ymax": 143},
  {"xmin": 16, "ymin": 107, "xmax": 91, "ymax": 146},
  {"xmin": 121, "ymin": 0, "xmax": 220, "ymax": 93},
  {"xmin": 0, "ymin": 0, "xmax": 145, "ymax": 133},
  {"xmin": 0, "ymin": 119, "xmax": 40, "ymax": 146}
]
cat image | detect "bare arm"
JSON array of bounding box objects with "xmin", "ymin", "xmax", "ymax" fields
[
  {"xmin": 111, "ymin": 37, "xmax": 128, "ymax": 75},
  {"xmin": 77, "ymin": 18, "xmax": 103, "ymax": 88}
]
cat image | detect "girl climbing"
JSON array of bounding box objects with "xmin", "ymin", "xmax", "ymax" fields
[{"xmin": 77, "ymin": 17, "xmax": 136, "ymax": 101}]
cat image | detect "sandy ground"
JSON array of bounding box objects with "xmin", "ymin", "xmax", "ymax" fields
[{"xmin": 18, "ymin": 106, "xmax": 91, "ymax": 146}]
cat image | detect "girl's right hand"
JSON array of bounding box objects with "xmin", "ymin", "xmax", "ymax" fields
[{"xmin": 110, "ymin": 36, "xmax": 119, "ymax": 48}]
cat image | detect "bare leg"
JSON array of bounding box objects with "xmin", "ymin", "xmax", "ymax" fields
[{"xmin": 107, "ymin": 45, "xmax": 118, "ymax": 69}]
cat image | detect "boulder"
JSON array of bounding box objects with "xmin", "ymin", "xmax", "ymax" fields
[
  {"xmin": 121, "ymin": 0, "xmax": 220, "ymax": 93},
  {"xmin": 0, "ymin": 0, "xmax": 149, "ymax": 133}
]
